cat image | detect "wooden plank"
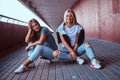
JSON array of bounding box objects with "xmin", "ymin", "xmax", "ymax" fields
[
  {"xmin": 0, "ymin": 48, "xmax": 27, "ymax": 80},
  {"xmin": 55, "ymin": 61, "xmax": 63, "ymax": 80},
  {"xmin": 67, "ymin": 63, "xmax": 81, "ymax": 80},
  {"xmin": 60, "ymin": 61, "xmax": 71, "ymax": 80},
  {"xmin": 33, "ymin": 58, "xmax": 45, "ymax": 80},
  {"xmin": 48, "ymin": 62, "xmax": 56, "ymax": 80},
  {"xmin": 0, "ymin": 38, "xmax": 120, "ymax": 80},
  {"xmin": 40, "ymin": 60, "xmax": 50, "ymax": 80},
  {"xmin": 25, "ymin": 58, "xmax": 42, "ymax": 80},
  {"xmin": 73, "ymin": 64, "xmax": 90, "ymax": 80}
]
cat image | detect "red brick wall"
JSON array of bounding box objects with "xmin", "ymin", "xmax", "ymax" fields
[
  {"xmin": 0, "ymin": 21, "xmax": 27, "ymax": 52},
  {"xmin": 73, "ymin": 0, "xmax": 120, "ymax": 43}
]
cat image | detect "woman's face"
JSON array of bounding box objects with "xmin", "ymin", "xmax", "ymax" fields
[
  {"xmin": 65, "ymin": 12, "xmax": 74, "ymax": 24},
  {"xmin": 31, "ymin": 22, "xmax": 40, "ymax": 32}
]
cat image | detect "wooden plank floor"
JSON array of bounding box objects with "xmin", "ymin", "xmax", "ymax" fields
[{"xmin": 0, "ymin": 38, "xmax": 120, "ymax": 80}]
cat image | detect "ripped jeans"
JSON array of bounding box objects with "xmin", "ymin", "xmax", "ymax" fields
[
  {"xmin": 28, "ymin": 45, "xmax": 73, "ymax": 62},
  {"xmin": 28, "ymin": 43, "xmax": 95, "ymax": 62},
  {"xmin": 60, "ymin": 43, "xmax": 95, "ymax": 60}
]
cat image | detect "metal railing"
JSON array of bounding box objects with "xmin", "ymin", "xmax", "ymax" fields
[{"xmin": 0, "ymin": 14, "xmax": 27, "ymax": 26}]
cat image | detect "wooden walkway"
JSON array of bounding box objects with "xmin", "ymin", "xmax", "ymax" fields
[{"xmin": 0, "ymin": 38, "xmax": 120, "ymax": 80}]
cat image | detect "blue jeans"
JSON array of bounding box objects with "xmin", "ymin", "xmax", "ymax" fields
[
  {"xmin": 60, "ymin": 43, "xmax": 95, "ymax": 60},
  {"xmin": 28, "ymin": 45, "xmax": 73, "ymax": 62},
  {"xmin": 28, "ymin": 43, "xmax": 95, "ymax": 62},
  {"xmin": 27, "ymin": 42, "xmax": 35, "ymax": 57},
  {"xmin": 77, "ymin": 44, "xmax": 95, "ymax": 59}
]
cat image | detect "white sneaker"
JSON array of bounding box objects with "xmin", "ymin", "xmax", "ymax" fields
[
  {"xmin": 90, "ymin": 59, "xmax": 102, "ymax": 69},
  {"xmin": 76, "ymin": 57, "xmax": 85, "ymax": 65},
  {"xmin": 14, "ymin": 64, "xmax": 28, "ymax": 74}
]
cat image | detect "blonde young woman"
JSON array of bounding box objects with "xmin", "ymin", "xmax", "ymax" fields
[{"xmin": 56, "ymin": 9, "xmax": 102, "ymax": 69}]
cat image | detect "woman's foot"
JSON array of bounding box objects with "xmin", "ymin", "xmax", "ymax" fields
[
  {"xmin": 14, "ymin": 64, "xmax": 29, "ymax": 74},
  {"xmin": 90, "ymin": 59, "xmax": 102, "ymax": 69},
  {"xmin": 28, "ymin": 62, "xmax": 36, "ymax": 69},
  {"xmin": 76, "ymin": 57, "xmax": 85, "ymax": 65}
]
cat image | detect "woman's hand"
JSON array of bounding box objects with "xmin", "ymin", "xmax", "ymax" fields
[
  {"xmin": 28, "ymin": 25, "xmax": 32, "ymax": 31},
  {"xmin": 70, "ymin": 51, "xmax": 77, "ymax": 60},
  {"xmin": 25, "ymin": 25, "xmax": 32, "ymax": 43},
  {"xmin": 25, "ymin": 45, "xmax": 30, "ymax": 51}
]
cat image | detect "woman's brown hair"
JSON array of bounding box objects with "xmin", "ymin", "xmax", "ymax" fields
[{"xmin": 28, "ymin": 19, "xmax": 41, "ymax": 42}]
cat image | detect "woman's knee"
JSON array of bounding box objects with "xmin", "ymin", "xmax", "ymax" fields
[
  {"xmin": 84, "ymin": 42, "xmax": 91, "ymax": 47},
  {"xmin": 35, "ymin": 45, "xmax": 43, "ymax": 51},
  {"xmin": 53, "ymin": 50, "xmax": 60, "ymax": 58}
]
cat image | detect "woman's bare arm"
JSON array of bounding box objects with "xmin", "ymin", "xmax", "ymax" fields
[
  {"xmin": 25, "ymin": 29, "xmax": 32, "ymax": 43},
  {"xmin": 59, "ymin": 33, "xmax": 77, "ymax": 59},
  {"xmin": 25, "ymin": 34, "xmax": 47, "ymax": 51},
  {"xmin": 73, "ymin": 33, "xmax": 79, "ymax": 51}
]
